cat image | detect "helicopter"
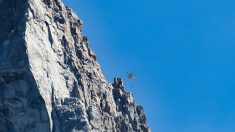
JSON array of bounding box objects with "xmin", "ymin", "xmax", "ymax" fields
[{"xmin": 127, "ymin": 72, "xmax": 136, "ymax": 80}]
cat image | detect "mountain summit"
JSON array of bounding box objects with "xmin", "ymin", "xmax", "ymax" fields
[{"xmin": 0, "ymin": 0, "xmax": 150, "ymax": 131}]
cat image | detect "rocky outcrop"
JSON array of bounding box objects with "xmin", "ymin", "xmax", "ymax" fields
[{"xmin": 0, "ymin": 0, "xmax": 150, "ymax": 131}]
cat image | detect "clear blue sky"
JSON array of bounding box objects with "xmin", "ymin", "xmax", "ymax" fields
[{"xmin": 63, "ymin": 0, "xmax": 235, "ymax": 132}]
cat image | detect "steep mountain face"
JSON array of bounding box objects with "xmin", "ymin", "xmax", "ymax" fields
[{"xmin": 0, "ymin": 0, "xmax": 150, "ymax": 132}]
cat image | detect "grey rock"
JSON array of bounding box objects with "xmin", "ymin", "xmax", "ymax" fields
[{"xmin": 0, "ymin": 0, "xmax": 151, "ymax": 132}]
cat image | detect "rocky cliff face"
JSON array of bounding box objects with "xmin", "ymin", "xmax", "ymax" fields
[{"xmin": 0, "ymin": 0, "xmax": 150, "ymax": 131}]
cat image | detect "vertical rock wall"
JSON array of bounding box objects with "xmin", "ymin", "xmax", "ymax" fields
[{"xmin": 0, "ymin": 0, "xmax": 151, "ymax": 131}]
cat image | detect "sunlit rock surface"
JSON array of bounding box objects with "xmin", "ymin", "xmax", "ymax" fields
[{"xmin": 0, "ymin": 0, "xmax": 150, "ymax": 131}]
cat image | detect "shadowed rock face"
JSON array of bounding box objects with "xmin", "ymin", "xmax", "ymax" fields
[{"xmin": 0, "ymin": 0, "xmax": 151, "ymax": 131}]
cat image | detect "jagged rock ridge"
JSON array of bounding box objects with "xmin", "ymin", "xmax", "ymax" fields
[{"xmin": 0, "ymin": 0, "xmax": 150, "ymax": 131}]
